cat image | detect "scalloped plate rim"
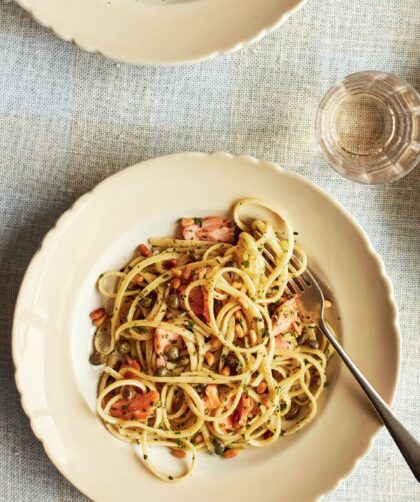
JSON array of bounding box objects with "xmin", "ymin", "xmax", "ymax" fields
[
  {"xmin": 12, "ymin": 151, "xmax": 401, "ymax": 501},
  {"xmin": 13, "ymin": 0, "xmax": 308, "ymax": 66}
]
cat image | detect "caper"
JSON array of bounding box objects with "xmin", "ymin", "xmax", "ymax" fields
[
  {"xmin": 89, "ymin": 352, "xmax": 106, "ymax": 365},
  {"xmin": 117, "ymin": 340, "xmax": 131, "ymax": 354},
  {"xmin": 154, "ymin": 367, "xmax": 173, "ymax": 377},
  {"xmin": 121, "ymin": 385, "xmax": 135, "ymax": 400},
  {"xmin": 166, "ymin": 294, "xmax": 179, "ymax": 310},
  {"xmin": 225, "ymin": 355, "xmax": 238, "ymax": 370},
  {"xmin": 166, "ymin": 345, "xmax": 179, "ymax": 362},
  {"xmin": 285, "ymin": 403, "xmax": 300, "ymax": 420},
  {"xmin": 212, "ymin": 438, "xmax": 225, "ymax": 456},
  {"xmin": 296, "ymin": 332, "xmax": 308, "ymax": 345},
  {"xmin": 140, "ymin": 296, "xmax": 153, "ymax": 308},
  {"xmin": 308, "ymin": 339, "xmax": 319, "ymax": 349}
]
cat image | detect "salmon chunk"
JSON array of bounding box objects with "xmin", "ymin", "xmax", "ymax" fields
[{"xmin": 181, "ymin": 216, "xmax": 236, "ymax": 243}]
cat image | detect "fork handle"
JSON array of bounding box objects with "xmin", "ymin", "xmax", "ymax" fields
[{"xmin": 319, "ymin": 319, "xmax": 420, "ymax": 482}]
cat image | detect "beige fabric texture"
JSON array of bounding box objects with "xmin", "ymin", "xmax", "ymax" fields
[{"xmin": 0, "ymin": 0, "xmax": 419, "ymax": 500}]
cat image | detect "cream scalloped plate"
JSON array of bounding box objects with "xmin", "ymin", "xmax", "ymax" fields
[
  {"xmin": 13, "ymin": 153, "xmax": 400, "ymax": 501},
  {"xmin": 14, "ymin": 0, "xmax": 307, "ymax": 65}
]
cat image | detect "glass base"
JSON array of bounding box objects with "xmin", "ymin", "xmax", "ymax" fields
[{"xmin": 315, "ymin": 71, "xmax": 420, "ymax": 184}]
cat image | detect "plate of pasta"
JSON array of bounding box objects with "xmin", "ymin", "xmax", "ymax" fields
[{"xmin": 13, "ymin": 152, "xmax": 400, "ymax": 502}]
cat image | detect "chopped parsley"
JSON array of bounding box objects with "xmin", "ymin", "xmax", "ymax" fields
[
  {"xmin": 168, "ymin": 475, "xmax": 174, "ymax": 481},
  {"xmin": 241, "ymin": 260, "xmax": 250, "ymax": 268},
  {"xmin": 143, "ymin": 454, "xmax": 148, "ymax": 460},
  {"xmin": 185, "ymin": 319, "xmax": 195, "ymax": 330},
  {"xmin": 193, "ymin": 217, "xmax": 203, "ymax": 227}
]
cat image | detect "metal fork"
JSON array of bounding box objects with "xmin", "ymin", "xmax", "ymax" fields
[{"xmin": 286, "ymin": 257, "xmax": 420, "ymax": 482}]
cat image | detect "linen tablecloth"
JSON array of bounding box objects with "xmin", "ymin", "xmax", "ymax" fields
[{"xmin": 0, "ymin": 0, "xmax": 419, "ymax": 500}]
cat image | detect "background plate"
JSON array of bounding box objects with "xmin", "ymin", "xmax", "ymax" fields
[
  {"xmin": 13, "ymin": 152, "xmax": 400, "ymax": 501},
  {"xmin": 14, "ymin": 0, "xmax": 306, "ymax": 65}
]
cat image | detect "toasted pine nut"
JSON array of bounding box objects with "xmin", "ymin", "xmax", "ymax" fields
[
  {"xmin": 132, "ymin": 273, "xmax": 144, "ymax": 284},
  {"xmin": 205, "ymin": 352, "xmax": 215, "ymax": 366},
  {"xmin": 172, "ymin": 268, "xmax": 182, "ymax": 278},
  {"xmin": 171, "ymin": 449, "xmax": 186, "ymax": 459},
  {"xmin": 193, "ymin": 433, "xmax": 203, "ymax": 444},
  {"xmin": 171, "ymin": 277, "xmax": 181, "ymax": 290},
  {"xmin": 182, "ymin": 265, "xmax": 192, "ymax": 281},
  {"xmin": 181, "ymin": 218, "xmax": 194, "ymax": 228},
  {"xmin": 210, "ymin": 337, "xmax": 222, "ymax": 350},
  {"xmin": 90, "ymin": 307, "xmax": 106, "ymax": 320},
  {"xmin": 262, "ymin": 396, "xmax": 272, "ymax": 408},
  {"xmin": 324, "ymin": 299, "xmax": 332, "ymax": 309},
  {"xmin": 165, "ymin": 258, "xmax": 178, "ymax": 269},
  {"xmin": 222, "ymin": 366, "xmax": 231, "ymax": 376},
  {"xmin": 248, "ymin": 329, "xmax": 257, "ymax": 346},
  {"xmin": 93, "ymin": 314, "xmax": 107, "ymax": 327},
  {"xmin": 235, "ymin": 323, "xmax": 245, "ymax": 339},
  {"xmin": 138, "ymin": 244, "xmax": 151, "ymax": 257},
  {"xmin": 257, "ymin": 381, "xmax": 267, "ymax": 394},
  {"xmin": 234, "ymin": 310, "xmax": 242, "ymax": 320},
  {"xmin": 223, "ymin": 449, "xmax": 239, "ymax": 459}
]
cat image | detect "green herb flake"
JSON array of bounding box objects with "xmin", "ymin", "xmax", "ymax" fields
[
  {"xmin": 241, "ymin": 260, "xmax": 250, "ymax": 268},
  {"xmin": 143, "ymin": 454, "xmax": 148, "ymax": 460},
  {"xmin": 193, "ymin": 217, "xmax": 203, "ymax": 227},
  {"xmin": 185, "ymin": 320, "xmax": 195, "ymax": 330}
]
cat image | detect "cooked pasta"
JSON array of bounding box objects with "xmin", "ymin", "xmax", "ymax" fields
[{"xmin": 89, "ymin": 198, "xmax": 334, "ymax": 482}]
